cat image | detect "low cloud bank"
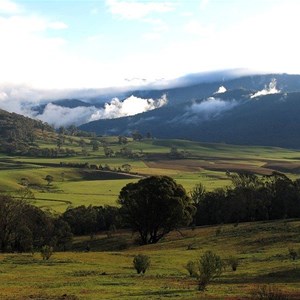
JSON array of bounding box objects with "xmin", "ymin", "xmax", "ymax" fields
[
  {"xmin": 33, "ymin": 94, "xmax": 167, "ymax": 128},
  {"xmin": 34, "ymin": 103, "xmax": 97, "ymax": 128}
]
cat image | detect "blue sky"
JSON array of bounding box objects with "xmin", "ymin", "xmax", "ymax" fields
[{"xmin": 0, "ymin": 0, "xmax": 300, "ymax": 90}]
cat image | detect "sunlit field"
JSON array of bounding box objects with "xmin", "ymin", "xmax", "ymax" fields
[
  {"xmin": 0, "ymin": 220, "xmax": 299, "ymax": 299},
  {"xmin": 1, "ymin": 137, "xmax": 300, "ymax": 212}
]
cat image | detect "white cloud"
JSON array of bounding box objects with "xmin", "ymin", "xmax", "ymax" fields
[
  {"xmin": 214, "ymin": 86, "xmax": 227, "ymax": 94},
  {"xmin": 179, "ymin": 97, "xmax": 236, "ymax": 124},
  {"xmin": 0, "ymin": 91, "xmax": 7, "ymax": 101},
  {"xmin": 105, "ymin": 0, "xmax": 176, "ymax": 20},
  {"xmin": 90, "ymin": 94, "xmax": 167, "ymax": 121},
  {"xmin": 169, "ymin": 96, "xmax": 237, "ymax": 125},
  {"xmin": 0, "ymin": 0, "xmax": 21, "ymax": 14},
  {"xmin": 250, "ymin": 79, "xmax": 280, "ymax": 99},
  {"xmin": 180, "ymin": 11, "xmax": 194, "ymax": 17},
  {"xmin": 0, "ymin": 12, "xmax": 110, "ymax": 89},
  {"xmin": 142, "ymin": 18, "xmax": 169, "ymax": 40},
  {"xmin": 184, "ymin": 20, "xmax": 214, "ymax": 37},
  {"xmin": 48, "ymin": 21, "xmax": 68, "ymax": 30},
  {"xmin": 142, "ymin": 32, "xmax": 162, "ymax": 41},
  {"xmin": 35, "ymin": 103, "xmax": 97, "ymax": 128},
  {"xmin": 200, "ymin": 0, "xmax": 209, "ymax": 10},
  {"xmin": 190, "ymin": 97, "xmax": 236, "ymax": 117},
  {"xmin": 1, "ymin": 0, "xmax": 300, "ymax": 93}
]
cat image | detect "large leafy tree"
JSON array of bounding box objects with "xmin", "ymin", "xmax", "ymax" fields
[{"xmin": 118, "ymin": 176, "xmax": 195, "ymax": 244}]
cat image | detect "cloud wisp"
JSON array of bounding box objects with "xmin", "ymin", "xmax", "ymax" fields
[
  {"xmin": 170, "ymin": 96, "xmax": 237, "ymax": 125},
  {"xmin": 189, "ymin": 97, "xmax": 237, "ymax": 119}
]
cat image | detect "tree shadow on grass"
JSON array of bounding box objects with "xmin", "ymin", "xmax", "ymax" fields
[{"xmin": 220, "ymin": 268, "xmax": 300, "ymax": 284}]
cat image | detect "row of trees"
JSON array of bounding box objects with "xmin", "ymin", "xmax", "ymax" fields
[
  {"xmin": 192, "ymin": 172, "xmax": 300, "ymax": 226},
  {"xmin": 62, "ymin": 173, "xmax": 300, "ymax": 245}
]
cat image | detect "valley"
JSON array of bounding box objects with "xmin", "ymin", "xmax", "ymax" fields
[
  {"xmin": 1, "ymin": 0, "xmax": 300, "ymax": 298},
  {"xmin": 1, "ymin": 74, "xmax": 300, "ymax": 299},
  {"xmin": 2, "ymin": 133, "xmax": 300, "ymax": 212}
]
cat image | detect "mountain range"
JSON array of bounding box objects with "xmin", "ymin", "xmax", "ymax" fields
[
  {"xmin": 3, "ymin": 72, "xmax": 300, "ymax": 149},
  {"xmin": 77, "ymin": 73, "xmax": 300, "ymax": 148}
]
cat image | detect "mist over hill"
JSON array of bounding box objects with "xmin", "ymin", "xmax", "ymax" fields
[
  {"xmin": 79, "ymin": 74, "xmax": 300, "ymax": 148},
  {"xmin": 24, "ymin": 72, "xmax": 299, "ymax": 127},
  {"xmin": 2, "ymin": 72, "xmax": 300, "ymax": 148}
]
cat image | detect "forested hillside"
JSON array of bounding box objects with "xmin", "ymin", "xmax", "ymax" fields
[
  {"xmin": 80, "ymin": 91, "xmax": 300, "ymax": 148},
  {"xmin": 0, "ymin": 109, "xmax": 54, "ymax": 154}
]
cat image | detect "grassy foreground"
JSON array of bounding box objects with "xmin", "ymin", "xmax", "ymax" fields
[{"xmin": 0, "ymin": 219, "xmax": 300, "ymax": 299}]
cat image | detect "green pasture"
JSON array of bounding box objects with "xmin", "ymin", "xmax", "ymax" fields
[
  {"xmin": 33, "ymin": 179, "xmax": 138, "ymax": 212},
  {"xmin": 2, "ymin": 137, "xmax": 300, "ymax": 212},
  {"xmin": 0, "ymin": 219, "xmax": 299, "ymax": 299}
]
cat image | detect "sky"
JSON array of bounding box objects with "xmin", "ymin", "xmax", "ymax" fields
[{"xmin": 0, "ymin": 0, "xmax": 300, "ymax": 91}]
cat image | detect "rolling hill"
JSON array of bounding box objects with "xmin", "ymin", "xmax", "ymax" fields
[{"xmin": 0, "ymin": 108, "xmax": 54, "ymax": 154}]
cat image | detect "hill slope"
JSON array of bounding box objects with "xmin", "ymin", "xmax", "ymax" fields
[
  {"xmin": 0, "ymin": 108, "xmax": 54, "ymax": 154},
  {"xmin": 0, "ymin": 219, "xmax": 300, "ymax": 299},
  {"xmin": 80, "ymin": 74, "xmax": 300, "ymax": 148}
]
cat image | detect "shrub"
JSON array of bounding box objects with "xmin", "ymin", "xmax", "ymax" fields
[
  {"xmin": 288, "ymin": 248, "xmax": 297, "ymax": 260},
  {"xmin": 251, "ymin": 285, "xmax": 290, "ymax": 300},
  {"xmin": 41, "ymin": 245, "xmax": 53, "ymax": 260},
  {"xmin": 133, "ymin": 254, "xmax": 150, "ymax": 274},
  {"xmin": 227, "ymin": 256, "xmax": 239, "ymax": 271},
  {"xmin": 185, "ymin": 260, "xmax": 198, "ymax": 277},
  {"xmin": 215, "ymin": 226, "xmax": 222, "ymax": 236},
  {"xmin": 197, "ymin": 251, "xmax": 223, "ymax": 291}
]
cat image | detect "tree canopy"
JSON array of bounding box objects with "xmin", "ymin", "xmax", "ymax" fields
[
  {"xmin": 118, "ymin": 176, "xmax": 195, "ymax": 244},
  {"xmin": 0, "ymin": 194, "xmax": 72, "ymax": 252}
]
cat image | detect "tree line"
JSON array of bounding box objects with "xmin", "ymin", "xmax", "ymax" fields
[
  {"xmin": 62, "ymin": 172, "xmax": 300, "ymax": 244},
  {"xmin": 0, "ymin": 195, "xmax": 121, "ymax": 253},
  {"xmin": 1, "ymin": 172, "xmax": 300, "ymax": 252},
  {"xmin": 192, "ymin": 171, "xmax": 300, "ymax": 226}
]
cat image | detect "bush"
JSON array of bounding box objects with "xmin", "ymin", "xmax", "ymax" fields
[
  {"xmin": 251, "ymin": 285, "xmax": 290, "ymax": 300},
  {"xmin": 227, "ymin": 256, "xmax": 239, "ymax": 271},
  {"xmin": 215, "ymin": 226, "xmax": 222, "ymax": 236},
  {"xmin": 185, "ymin": 260, "xmax": 198, "ymax": 277},
  {"xmin": 197, "ymin": 251, "xmax": 223, "ymax": 291},
  {"xmin": 133, "ymin": 254, "xmax": 150, "ymax": 274},
  {"xmin": 41, "ymin": 245, "xmax": 53, "ymax": 260},
  {"xmin": 288, "ymin": 248, "xmax": 297, "ymax": 260}
]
